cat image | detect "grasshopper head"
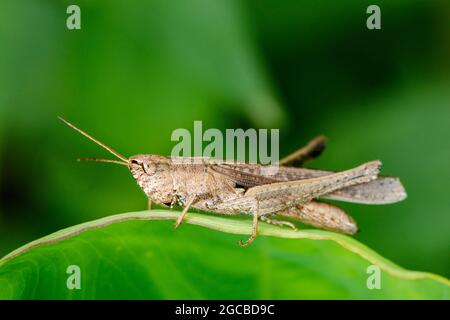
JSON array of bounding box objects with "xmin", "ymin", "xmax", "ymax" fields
[{"xmin": 129, "ymin": 154, "xmax": 174, "ymax": 205}]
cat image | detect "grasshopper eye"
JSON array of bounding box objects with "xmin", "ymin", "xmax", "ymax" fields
[{"xmin": 143, "ymin": 162, "xmax": 156, "ymax": 175}]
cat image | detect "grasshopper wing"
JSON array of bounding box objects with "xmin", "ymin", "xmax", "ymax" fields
[
  {"xmin": 273, "ymin": 167, "xmax": 407, "ymax": 204},
  {"xmin": 210, "ymin": 162, "xmax": 279, "ymax": 187},
  {"xmin": 215, "ymin": 161, "xmax": 381, "ymax": 215},
  {"xmin": 210, "ymin": 162, "xmax": 406, "ymax": 205}
]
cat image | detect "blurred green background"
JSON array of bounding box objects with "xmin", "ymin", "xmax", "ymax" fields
[{"xmin": 0, "ymin": 0, "xmax": 449, "ymax": 280}]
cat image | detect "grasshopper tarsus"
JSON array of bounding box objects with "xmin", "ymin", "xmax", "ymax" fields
[
  {"xmin": 261, "ymin": 216, "xmax": 297, "ymax": 231},
  {"xmin": 239, "ymin": 239, "xmax": 252, "ymax": 247}
]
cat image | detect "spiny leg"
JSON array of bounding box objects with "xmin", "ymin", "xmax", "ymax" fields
[
  {"xmin": 239, "ymin": 200, "xmax": 260, "ymax": 247},
  {"xmin": 261, "ymin": 215, "xmax": 297, "ymax": 231},
  {"xmin": 279, "ymin": 135, "xmax": 327, "ymax": 167},
  {"xmin": 174, "ymin": 195, "xmax": 196, "ymax": 229}
]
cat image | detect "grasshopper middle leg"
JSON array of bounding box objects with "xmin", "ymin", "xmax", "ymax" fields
[{"xmin": 239, "ymin": 200, "xmax": 260, "ymax": 247}]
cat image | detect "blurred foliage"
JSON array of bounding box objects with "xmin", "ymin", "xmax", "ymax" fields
[
  {"xmin": 0, "ymin": 0, "xmax": 449, "ymax": 295},
  {"xmin": 0, "ymin": 211, "xmax": 448, "ymax": 299}
]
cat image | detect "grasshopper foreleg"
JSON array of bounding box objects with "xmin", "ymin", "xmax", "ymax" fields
[
  {"xmin": 147, "ymin": 199, "xmax": 152, "ymax": 210},
  {"xmin": 174, "ymin": 195, "xmax": 196, "ymax": 229}
]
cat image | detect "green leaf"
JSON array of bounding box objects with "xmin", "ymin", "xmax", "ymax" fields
[{"xmin": 0, "ymin": 210, "xmax": 448, "ymax": 299}]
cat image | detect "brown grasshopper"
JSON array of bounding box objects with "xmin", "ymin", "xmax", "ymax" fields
[{"xmin": 59, "ymin": 117, "xmax": 407, "ymax": 246}]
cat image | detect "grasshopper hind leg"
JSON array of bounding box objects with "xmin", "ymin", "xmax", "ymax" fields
[
  {"xmin": 279, "ymin": 135, "xmax": 327, "ymax": 166},
  {"xmin": 239, "ymin": 214, "xmax": 298, "ymax": 247},
  {"xmin": 277, "ymin": 201, "xmax": 358, "ymax": 235}
]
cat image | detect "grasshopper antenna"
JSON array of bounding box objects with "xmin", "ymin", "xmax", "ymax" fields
[
  {"xmin": 58, "ymin": 116, "xmax": 129, "ymax": 164},
  {"xmin": 77, "ymin": 157, "xmax": 128, "ymax": 166}
]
